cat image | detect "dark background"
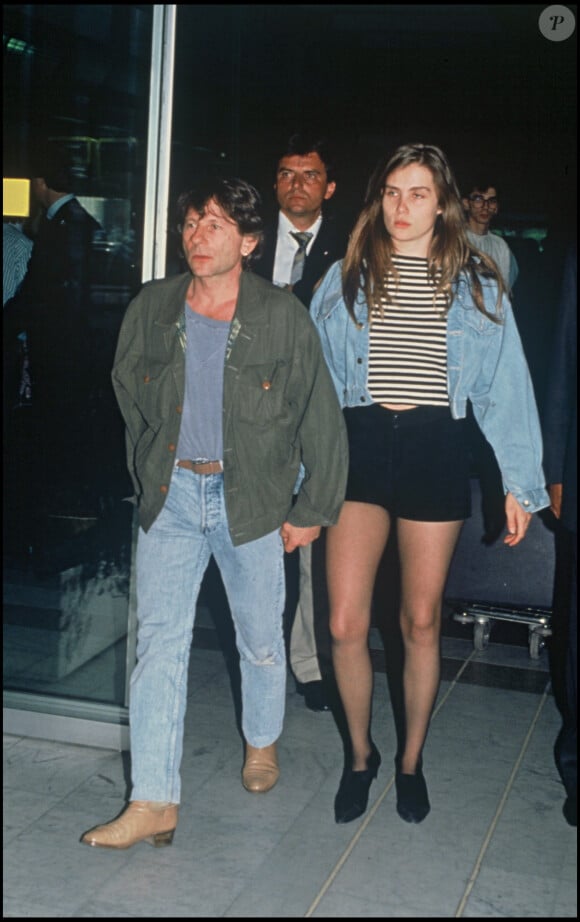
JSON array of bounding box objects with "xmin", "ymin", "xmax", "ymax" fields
[
  {"xmin": 4, "ymin": 4, "xmax": 576, "ymax": 233},
  {"xmin": 170, "ymin": 4, "xmax": 577, "ymax": 233}
]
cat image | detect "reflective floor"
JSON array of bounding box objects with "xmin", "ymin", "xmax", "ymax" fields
[{"xmin": 3, "ymin": 619, "xmax": 577, "ymax": 918}]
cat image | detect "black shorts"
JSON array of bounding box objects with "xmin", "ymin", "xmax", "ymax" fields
[{"xmin": 343, "ymin": 403, "xmax": 472, "ymax": 522}]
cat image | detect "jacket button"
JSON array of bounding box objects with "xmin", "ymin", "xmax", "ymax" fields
[
  {"xmin": 160, "ymin": 485, "xmax": 168, "ymax": 494},
  {"xmin": 360, "ymin": 396, "xmax": 366, "ymax": 402},
  {"xmin": 357, "ymin": 357, "xmax": 363, "ymax": 364},
  {"xmin": 144, "ymin": 375, "xmax": 150, "ymax": 383},
  {"xmin": 176, "ymin": 405, "xmax": 182, "ymax": 413},
  {"xmin": 523, "ymin": 500, "xmax": 530, "ymax": 506},
  {"xmin": 168, "ymin": 443, "xmax": 176, "ymax": 452},
  {"xmin": 261, "ymin": 381, "xmax": 272, "ymax": 390}
]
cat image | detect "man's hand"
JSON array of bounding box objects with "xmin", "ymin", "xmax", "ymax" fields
[
  {"xmin": 279, "ymin": 522, "xmax": 321, "ymax": 554},
  {"xmin": 503, "ymin": 492, "xmax": 532, "ymax": 547}
]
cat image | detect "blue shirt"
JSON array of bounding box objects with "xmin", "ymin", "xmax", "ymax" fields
[
  {"xmin": 3, "ymin": 223, "xmax": 33, "ymax": 306},
  {"xmin": 176, "ymin": 304, "xmax": 229, "ymax": 463}
]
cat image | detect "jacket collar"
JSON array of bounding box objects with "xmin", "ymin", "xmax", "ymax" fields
[
  {"xmin": 156, "ymin": 272, "xmax": 193, "ymax": 325},
  {"xmin": 155, "ymin": 269, "xmax": 269, "ymax": 327},
  {"xmin": 235, "ymin": 270, "xmax": 271, "ymax": 324}
]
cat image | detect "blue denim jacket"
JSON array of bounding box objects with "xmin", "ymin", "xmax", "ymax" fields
[{"xmin": 311, "ymin": 260, "xmax": 549, "ymax": 514}]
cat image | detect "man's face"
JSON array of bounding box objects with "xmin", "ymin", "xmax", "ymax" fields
[
  {"xmin": 462, "ymin": 186, "xmax": 499, "ymax": 232},
  {"xmin": 181, "ymin": 199, "xmax": 257, "ymax": 279},
  {"xmin": 274, "ymin": 152, "xmax": 336, "ymax": 225}
]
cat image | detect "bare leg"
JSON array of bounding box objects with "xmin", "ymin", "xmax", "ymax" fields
[
  {"xmin": 326, "ymin": 501, "xmax": 391, "ymax": 770},
  {"xmin": 397, "ymin": 518, "xmax": 464, "ymax": 774}
]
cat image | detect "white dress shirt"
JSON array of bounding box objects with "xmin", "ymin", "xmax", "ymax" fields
[{"xmin": 272, "ymin": 211, "xmax": 322, "ymax": 287}]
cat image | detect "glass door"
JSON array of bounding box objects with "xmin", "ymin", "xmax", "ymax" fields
[{"xmin": 3, "ymin": 4, "xmax": 175, "ymax": 747}]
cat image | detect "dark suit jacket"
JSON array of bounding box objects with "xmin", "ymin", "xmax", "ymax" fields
[
  {"xmin": 4, "ymin": 197, "xmax": 101, "ymax": 379},
  {"xmin": 252, "ymin": 213, "xmax": 349, "ymax": 308},
  {"xmin": 542, "ymin": 244, "xmax": 577, "ymax": 533},
  {"xmin": 3, "ymin": 198, "xmax": 100, "ymax": 405}
]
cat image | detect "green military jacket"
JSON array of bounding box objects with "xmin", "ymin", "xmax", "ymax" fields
[{"xmin": 112, "ymin": 269, "xmax": 348, "ymax": 545}]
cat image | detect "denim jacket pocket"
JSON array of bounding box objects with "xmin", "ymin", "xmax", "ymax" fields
[{"xmin": 462, "ymin": 303, "xmax": 502, "ymax": 337}]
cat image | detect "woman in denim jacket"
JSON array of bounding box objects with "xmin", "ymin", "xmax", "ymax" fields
[{"xmin": 310, "ymin": 143, "xmax": 549, "ymax": 826}]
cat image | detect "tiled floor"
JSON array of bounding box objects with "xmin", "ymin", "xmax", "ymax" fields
[{"xmin": 3, "ymin": 619, "xmax": 577, "ymax": 919}]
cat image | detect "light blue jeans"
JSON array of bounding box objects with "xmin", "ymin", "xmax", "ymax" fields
[{"xmin": 129, "ymin": 466, "xmax": 287, "ymax": 803}]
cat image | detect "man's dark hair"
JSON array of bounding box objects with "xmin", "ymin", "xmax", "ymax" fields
[
  {"xmin": 176, "ymin": 176, "xmax": 264, "ymax": 265},
  {"xmin": 278, "ymin": 132, "xmax": 336, "ymax": 184},
  {"xmin": 464, "ymin": 178, "xmax": 499, "ymax": 197}
]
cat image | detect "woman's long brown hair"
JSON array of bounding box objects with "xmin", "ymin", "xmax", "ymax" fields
[{"xmin": 342, "ymin": 143, "xmax": 505, "ymax": 325}]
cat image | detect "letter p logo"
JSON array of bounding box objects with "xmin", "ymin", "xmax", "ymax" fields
[{"xmin": 539, "ymin": 5, "xmax": 576, "ymax": 41}]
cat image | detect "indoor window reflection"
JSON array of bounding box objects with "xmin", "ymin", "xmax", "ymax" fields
[{"xmin": 3, "ymin": 4, "xmax": 153, "ymax": 711}]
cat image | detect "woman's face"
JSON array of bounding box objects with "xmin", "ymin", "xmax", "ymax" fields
[{"xmin": 381, "ymin": 163, "xmax": 442, "ymax": 256}]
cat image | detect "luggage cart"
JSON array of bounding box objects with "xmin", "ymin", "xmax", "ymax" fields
[
  {"xmin": 444, "ymin": 478, "xmax": 555, "ymax": 660},
  {"xmin": 446, "ymin": 598, "xmax": 552, "ymax": 659}
]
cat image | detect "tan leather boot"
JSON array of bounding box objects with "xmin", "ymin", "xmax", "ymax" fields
[
  {"xmin": 242, "ymin": 742, "xmax": 279, "ymax": 793},
  {"xmin": 80, "ymin": 800, "xmax": 178, "ymax": 849}
]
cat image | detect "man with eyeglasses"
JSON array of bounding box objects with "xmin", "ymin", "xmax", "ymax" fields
[
  {"xmin": 462, "ymin": 180, "xmax": 519, "ymax": 293},
  {"xmin": 253, "ymin": 131, "xmax": 349, "ymax": 713}
]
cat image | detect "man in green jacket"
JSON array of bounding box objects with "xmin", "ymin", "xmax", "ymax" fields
[{"xmin": 81, "ymin": 177, "xmax": 348, "ymax": 850}]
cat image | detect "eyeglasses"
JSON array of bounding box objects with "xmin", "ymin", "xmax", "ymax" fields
[
  {"xmin": 468, "ymin": 194, "xmax": 498, "ymax": 208},
  {"xmin": 277, "ymin": 169, "xmax": 324, "ymax": 186}
]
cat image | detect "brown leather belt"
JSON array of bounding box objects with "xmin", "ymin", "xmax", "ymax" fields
[{"xmin": 177, "ymin": 459, "xmax": 223, "ymax": 475}]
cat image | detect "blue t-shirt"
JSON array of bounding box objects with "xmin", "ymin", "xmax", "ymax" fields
[{"xmin": 176, "ymin": 306, "xmax": 230, "ymax": 462}]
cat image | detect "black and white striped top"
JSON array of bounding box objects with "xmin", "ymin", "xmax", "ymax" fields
[{"xmin": 368, "ymin": 254, "xmax": 449, "ymax": 406}]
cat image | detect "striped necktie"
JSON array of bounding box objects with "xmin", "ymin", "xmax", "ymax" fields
[{"xmin": 289, "ymin": 231, "xmax": 313, "ymax": 285}]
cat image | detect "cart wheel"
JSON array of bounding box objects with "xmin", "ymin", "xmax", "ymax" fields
[
  {"xmin": 474, "ymin": 620, "xmax": 491, "ymax": 651},
  {"xmin": 529, "ymin": 631, "xmax": 543, "ymax": 659}
]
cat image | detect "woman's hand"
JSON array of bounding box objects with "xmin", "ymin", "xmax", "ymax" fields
[
  {"xmin": 503, "ymin": 492, "xmax": 532, "ymax": 546},
  {"xmin": 548, "ymin": 483, "xmax": 563, "ymax": 520}
]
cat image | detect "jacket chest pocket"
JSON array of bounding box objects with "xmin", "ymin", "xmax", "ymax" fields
[
  {"xmin": 236, "ymin": 360, "xmax": 289, "ymax": 426},
  {"xmin": 462, "ymin": 304, "xmax": 502, "ymax": 338},
  {"xmin": 139, "ymin": 360, "xmax": 175, "ymax": 419}
]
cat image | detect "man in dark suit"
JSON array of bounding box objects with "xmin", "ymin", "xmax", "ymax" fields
[
  {"xmin": 254, "ymin": 133, "xmax": 347, "ymax": 306},
  {"xmin": 3, "ymin": 149, "xmax": 102, "ymax": 555},
  {"xmin": 4, "ymin": 150, "xmax": 101, "ymax": 413},
  {"xmin": 253, "ymin": 132, "xmax": 349, "ymax": 711},
  {"xmin": 543, "ymin": 243, "xmax": 577, "ymax": 827}
]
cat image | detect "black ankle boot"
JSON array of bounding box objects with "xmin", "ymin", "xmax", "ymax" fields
[
  {"xmin": 394, "ymin": 757, "xmax": 430, "ymax": 823},
  {"xmin": 334, "ymin": 743, "xmax": 381, "ymax": 824}
]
